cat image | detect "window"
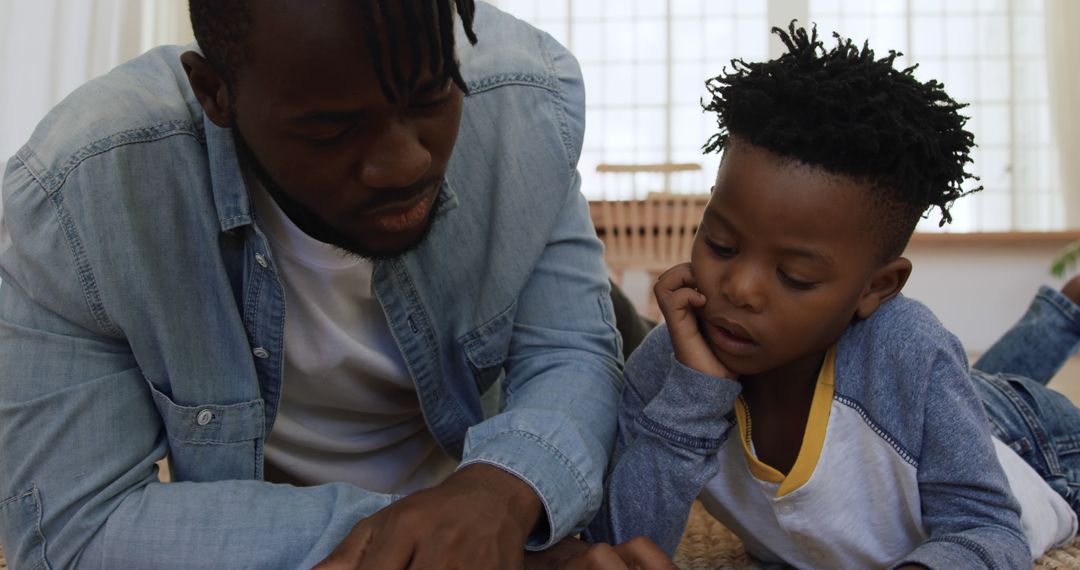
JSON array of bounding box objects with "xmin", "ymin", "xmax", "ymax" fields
[
  {"xmin": 492, "ymin": 0, "xmax": 1062, "ymax": 232},
  {"xmin": 810, "ymin": 0, "xmax": 1057, "ymax": 231}
]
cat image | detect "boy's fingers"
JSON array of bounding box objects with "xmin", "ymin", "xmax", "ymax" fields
[
  {"xmin": 654, "ymin": 263, "xmax": 696, "ymax": 293},
  {"xmin": 656, "ymin": 286, "xmax": 705, "ymax": 317}
]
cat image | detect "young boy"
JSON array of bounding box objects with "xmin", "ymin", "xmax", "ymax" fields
[{"xmin": 584, "ymin": 24, "xmax": 1080, "ymax": 569}]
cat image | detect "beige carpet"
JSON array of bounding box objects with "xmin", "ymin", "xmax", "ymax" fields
[
  {"xmin": 2, "ymin": 509, "xmax": 1078, "ymax": 569},
  {"xmin": 675, "ymin": 501, "xmax": 1080, "ymax": 570}
]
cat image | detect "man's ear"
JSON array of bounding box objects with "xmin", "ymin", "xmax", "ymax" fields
[
  {"xmin": 855, "ymin": 257, "xmax": 912, "ymax": 320},
  {"xmin": 180, "ymin": 51, "xmax": 233, "ymax": 127}
]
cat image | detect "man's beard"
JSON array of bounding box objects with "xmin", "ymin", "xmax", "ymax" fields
[{"xmin": 232, "ymin": 131, "xmax": 440, "ymax": 261}]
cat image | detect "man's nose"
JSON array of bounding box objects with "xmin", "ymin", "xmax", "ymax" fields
[{"xmin": 360, "ymin": 119, "xmax": 431, "ymax": 188}]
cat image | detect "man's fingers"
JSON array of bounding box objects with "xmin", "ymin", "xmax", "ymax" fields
[
  {"xmin": 354, "ymin": 526, "xmax": 415, "ymax": 570},
  {"xmin": 613, "ymin": 536, "xmax": 678, "ymax": 570},
  {"xmin": 407, "ymin": 531, "xmax": 520, "ymax": 570},
  {"xmin": 313, "ymin": 523, "xmax": 374, "ymax": 569},
  {"xmin": 557, "ymin": 538, "xmax": 676, "ymax": 570},
  {"xmin": 561, "ymin": 543, "xmax": 630, "ymax": 569}
]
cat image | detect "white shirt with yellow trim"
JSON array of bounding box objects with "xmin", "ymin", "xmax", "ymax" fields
[{"xmin": 700, "ymin": 347, "xmax": 1075, "ymax": 568}]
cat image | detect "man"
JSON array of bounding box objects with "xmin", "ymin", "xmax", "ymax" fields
[{"xmin": 0, "ymin": 1, "xmax": 622, "ymax": 567}]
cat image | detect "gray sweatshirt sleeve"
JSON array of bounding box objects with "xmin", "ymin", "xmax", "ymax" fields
[{"xmin": 584, "ymin": 325, "xmax": 742, "ymax": 555}]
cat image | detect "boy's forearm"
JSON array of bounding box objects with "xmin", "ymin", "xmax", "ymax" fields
[{"xmin": 587, "ymin": 354, "xmax": 741, "ymax": 553}]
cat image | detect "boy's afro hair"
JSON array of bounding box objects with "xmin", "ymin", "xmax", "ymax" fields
[{"xmin": 703, "ymin": 22, "xmax": 980, "ymax": 231}]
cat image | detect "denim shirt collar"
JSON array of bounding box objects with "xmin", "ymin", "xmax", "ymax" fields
[{"xmin": 203, "ymin": 115, "xmax": 460, "ymax": 235}]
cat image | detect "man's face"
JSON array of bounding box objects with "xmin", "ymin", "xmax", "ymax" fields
[
  {"xmin": 690, "ymin": 138, "xmax": 886, "ymax": 380},
  {"xmin": 230, "ymin": 0, "xmax": 464, "ymax": 258}
]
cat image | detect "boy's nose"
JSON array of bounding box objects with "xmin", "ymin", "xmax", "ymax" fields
[
  {"xmin": 360, "ymin": 120, "xmax": 431, "ymax": 189},
  {"xmin": 721, "ymin": 264, "xmax": 765, "ymax": 312}
]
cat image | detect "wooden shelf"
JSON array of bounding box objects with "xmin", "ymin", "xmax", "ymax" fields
[
  {"xmin": 588, "ymin": 199, "xmax": 1080, "ymax": 247},
  {"xmin": 908, "ymin": 231, "xmax": 1080, "ymax": 246}
]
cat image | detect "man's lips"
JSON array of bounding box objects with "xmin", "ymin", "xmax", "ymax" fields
[
  {"xmin": 357, "ymin": 181, "xmax": 441, "ymax": 234},
  {"xmin": 363, "ymin": 180, "xmax": 440, "ymax": 217}
]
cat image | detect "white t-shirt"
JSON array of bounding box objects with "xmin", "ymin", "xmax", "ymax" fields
[{"xmin": 252, "ymin": 184, "xmax": 456, "ymax": 494}]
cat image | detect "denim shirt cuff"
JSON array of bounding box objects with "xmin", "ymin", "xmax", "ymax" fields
[
  {"xmin": 457, "ymin": 430, "xmax": 593, "ymax": 551},
  {"xmin": 636, "ymin": 354, "xmax": 742, "ymax": 452}
]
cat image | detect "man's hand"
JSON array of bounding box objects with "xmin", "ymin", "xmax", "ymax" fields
[
  {"xmin": 315, "ymin": 463, "xmax": 542, "ymax": 569},
  {"xmin": 524, "ymin": 535, "xmax": 676, "ymax": 570},
  {"xmin": 654, "ymin": 263, "xmax": 733, "ymax": 379}
]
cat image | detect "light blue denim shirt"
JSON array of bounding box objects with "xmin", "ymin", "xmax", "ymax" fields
[{"xmin": 0, "ymin": 4, "xmax": 622, "ymax": 568}]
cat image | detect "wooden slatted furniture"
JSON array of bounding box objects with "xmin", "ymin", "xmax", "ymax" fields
[{"xmin": 590, "ymin": 162, "xmax": 708, "ymax": 320}]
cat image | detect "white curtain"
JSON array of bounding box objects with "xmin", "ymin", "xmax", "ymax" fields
[
  {"xmin": 0, "ymin": 0, "xmax": 193, "ymax": 209},
  {"xmin": 1045, "ymin": 0, "xmax": 1080, "ymax": 228}
]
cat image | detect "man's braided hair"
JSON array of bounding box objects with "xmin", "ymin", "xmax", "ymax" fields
[
  {"xmin": 188, "ymin": 0, "xmax": 478, "ymax": 101},
  {"xmin": 703, "ymin": 22, "xmax": 980, "ymax": 259}
]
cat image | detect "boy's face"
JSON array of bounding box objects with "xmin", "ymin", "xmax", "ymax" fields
[{"xmin": 690, "ymin": 138, "xmax": 892, "ymax": 379}]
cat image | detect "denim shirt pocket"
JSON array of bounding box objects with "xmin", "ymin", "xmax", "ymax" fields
[
  {"xmin": 146, "ymin": 380, "xmax": 266, "ymax": 482},
  {"xmin": 459, "ymin": 301, "xmax": 517, "ymax": 396},
  {"xmin": 0, "ymin": 487, "xmax": 49, "ymax": 570}
]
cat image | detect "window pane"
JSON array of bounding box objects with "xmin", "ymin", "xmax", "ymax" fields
[
  {"xmin": 671, "ymin": 19, "xmax": 704, "ymax": 61},
  {"xmin": 495, "ymin": 0, "xmax": 1059, "ymax": 230},
  {"xmin": 604, "ymin": 19, "xmax": 637, "ymax": 63},
  {"xmin": 634, "ymin": 19, "xmax": 666, "ymax": 63},
  {"xmin": 571, "ymin": 20, "xmax": 604, "ymax": 62}
]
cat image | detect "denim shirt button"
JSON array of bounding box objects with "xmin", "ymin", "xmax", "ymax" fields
[
  {"xmin": 255, "ymin": 253, "xmax": 268, "ymax": 268},
  {"xmin": 778, "ymin": 504, "xmax": 793, "ymax": 515},
  {"xmin": 252, "ymin": 347, "xmax": 270, "ymax": 359},
  {"xmin": 195, "ymin": 409, "xmax": 214, "ymax": 426}
]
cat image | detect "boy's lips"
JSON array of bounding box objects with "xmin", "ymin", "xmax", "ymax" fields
[{"xmin": 702, "ymin": 318, "xmax": 758, "ymax": 356}]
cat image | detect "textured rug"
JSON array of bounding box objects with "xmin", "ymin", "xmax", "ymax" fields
[
  {"xmin": 2, "ymin": 510, "xmax": 1078, "ymax": 569},
  {"xmin": 675, "ymin": 501, "xmax": 1080, "ymax": 570}
]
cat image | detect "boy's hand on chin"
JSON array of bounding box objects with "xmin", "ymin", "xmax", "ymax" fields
[{"xmin": 655, "ymin": 263, "xmax": 735, "ymax": 380}]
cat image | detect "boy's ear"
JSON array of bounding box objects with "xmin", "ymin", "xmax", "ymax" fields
[
  {"xmin": 181, "ymin": 51, "xmax": 233, "ymax": 128},
  {"xmin": 855, "ymin": 257, "xmax": 912, "ymax": 320}
]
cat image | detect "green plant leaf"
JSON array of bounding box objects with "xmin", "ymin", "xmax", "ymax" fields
[{"xmin": 1051, "ymin": 239, "xmax": 1080, "ymax": 278}]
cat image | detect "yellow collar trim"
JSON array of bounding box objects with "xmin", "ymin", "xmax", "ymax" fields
[{"xmin": 734, "ymin": 345, "xmax": 837, "ymax": 497}]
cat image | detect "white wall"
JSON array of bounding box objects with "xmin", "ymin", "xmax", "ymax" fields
[
  {"xmin": 905, "ymin": 238, "xmax": 1080, "ymax": 401},
  {"xmin": 904, "ymin": 239, "xmax": 1071, "ymax": 353}
]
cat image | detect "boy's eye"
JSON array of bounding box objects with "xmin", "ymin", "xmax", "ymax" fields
[
  {"xmin": 778, "ymin": 270, "xmax": 818, "ymax": 290},
  {"xmin": 706, "ymin": 240, "xmax": 736, "ymax": 258},
  {"xmin": 309, "ymin": 130, "xmax": 349, "ymax": 144}
]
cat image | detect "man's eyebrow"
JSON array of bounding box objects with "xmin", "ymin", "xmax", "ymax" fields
[
  {"xmin": 289, "ymin": 109, "xmax": 367, "ymax": 124},
  {"xmin": 287, "ymin": 77, "xmax": 452, "ymax": 124},
  {"xmin": 411, "ymin": 75, "xmax": 452, "ymax": 95}
]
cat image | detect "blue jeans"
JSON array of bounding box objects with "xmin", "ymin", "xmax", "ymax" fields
[{"xmin": 973, "ymin": 285, "xmax": 1080, "ymax": 515}]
